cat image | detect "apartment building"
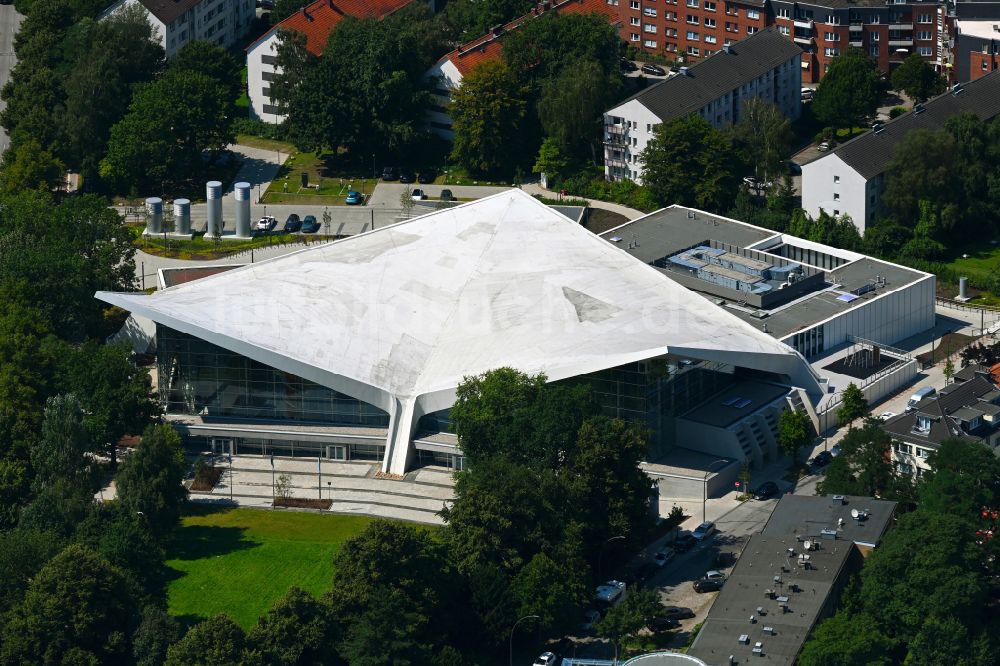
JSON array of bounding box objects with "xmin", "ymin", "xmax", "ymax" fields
[
  {"xmin": 953, "ymin": 2, "xmax": 1000, "ymax": 81},
  {"xmin": 246, "ymin": 0, "xmax": 416, "ymax": 123},
  {"xmin": 801, "ymin": 70, "xmax": 1000, "ymax": 231},
  {"xmin": 603, "ymin": 28, "xmax": 801, "ymax": 183},
  {"xmin": 100, "ymin": 0, "xmax": 255, "ymax": 57},
  {"xmin": 621, "ymin": 0, "xmax": 768, "ymax": 61}
]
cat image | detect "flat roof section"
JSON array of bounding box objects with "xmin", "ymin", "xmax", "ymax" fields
[{"xmin": 680, "ymin": 380, "xmax": 791, "ymax": 428}]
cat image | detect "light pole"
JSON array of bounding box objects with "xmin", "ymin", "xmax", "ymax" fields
[
  {"xmin": 703, "ymin": 459, "xmax": 730, "ymax": 525},
  {"xmin": 509, "ymin": 614, "xmax": 539, "ymax": 666},
  {"xmin": 598, "ymin": 534, "xmax": 626, "ymax": 581}
]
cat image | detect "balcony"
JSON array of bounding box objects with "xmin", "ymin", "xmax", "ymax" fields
[
  {"xmin": 604, "ymin": 156, "xmax": 628, "ymax": 168},
  {"xmin": 889, "ymin": 38, "xmax": 913, "ymax": 46},
  {"xmin": 889, "ymin": 23, "xmax": 911, "ymax": 30},
  {"xmin": 605, "ymin": 124, "xmax": 628, "ymax": 136},
  {"xmin": 604, "ymin": 134, "xmax": 629, "ymax": 146},
  {"xmin": 850, "ymin": 40, "xmax": 862, "ymax": 46},
  {"xmin": 794, "ymin": 18, "xmax": 814, "ymax": 29}
]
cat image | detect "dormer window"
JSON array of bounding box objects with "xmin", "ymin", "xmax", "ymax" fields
[{"xmin": 914, "ymin": 415, "xmax": 932, "ymax": 433}]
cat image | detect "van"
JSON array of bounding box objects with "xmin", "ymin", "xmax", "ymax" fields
[{"xmin": 906, "ymin": 386, "xmax": 936, "ymax": 412}]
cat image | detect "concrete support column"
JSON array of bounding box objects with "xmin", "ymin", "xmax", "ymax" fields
[{"xmin": 382, "ymin": 397, "xmax": 420, "ymax": 475}]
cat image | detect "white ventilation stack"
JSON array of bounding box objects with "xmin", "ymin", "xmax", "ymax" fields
[
  {"xmin": 206, "ymin": 181, "xmax": 223, "ymax": 237},
  {"xmin": 144, "ymin": 197, "xmax": 163, "ymax": 235},
  {"xmin": 174, "ymin": 198, "xmax": 191, "ymax": 235},
  {"xmin": 234, "ymin": 182, "xmax": 252, "ymax": 238}
]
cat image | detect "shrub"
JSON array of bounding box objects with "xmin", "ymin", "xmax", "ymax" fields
[
  {"xmin": 232, "ymin": 117, "xmax": 289, "ymax": 141},
  {"xmin": 888, "ymin": 106, "xmax": 907, "ymax": 119}
]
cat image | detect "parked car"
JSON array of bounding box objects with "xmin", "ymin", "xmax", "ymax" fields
[
  {"xmin": 440, "ymin": 189, "xmax": 455, "ymax": 201},
  {"xmin": 620, "ymin": 58, "xmax": 638, "ymax": 72},
  {"xmin": 255, "ymin": 215, "xmax": 277, "ymax": 232},
  {"xmin": 417, "ymin": 170, "xmax": 436, "ymax": 184},
  {"xmin": 594, "ymin": 580, "xmax": 627, "ymax": 611},
  {"xmin": 787, "ymin": 161, "xmax": 802, "ymax": 175},
  {"xmin": 673, "ymin": 531, "xmax": 697, "ymax": 552},
  {"xmin": 661, "ymin": 606, "xmax": 695, "ymax": 621},
  {"xmin": 703, "ymin": 570, "xmax": 726, "ymax": 582},
  {"xmin": 810, "ymin": 451, "xmax": 833, "ymax": 469},
  {"xmin": 300, "ymin": 215, "xmax": 320, "ymax": 233},
  {"xmin": 399, "ymin": 168, "xmax": 415, "ymax": 183},
  {"xmin": 653, "ymin": 548, "xmax": 675, "ymax": 567},
  {"xmin": 753, "ymin": 481, "xmax": 779, "ymax": 500},
  {"xmin": 641, "ymin": 63, "xmax": 666, "ymax": 76},
  {"xmin": 646, "ymin": 617, "xmax": 681, "ymax": 632},
  {"xmin": 801, "ymin": 87, "xmax": 814, "ymax": 100},
  {"xmin": 381, "ymin": 166, "xmax": 398, "ymax": 181},
  {"xmin": 581, "ymin": 609, "xmax": 601, "ymax": 631},
  {"xmin": 817, "ymin": 141, "xmax": 831, "ymax": 152},
  {"xmin": 282, "ymin": 214, "xmax": 301, "ymax": 233},
  {"xmin": 411, "ymin": 188, "xmax": 427, "ymax": 201},
  {"xmin": 532, "ymin": 652, "xmax": 559, "ymax": 666},
  {"xmin": 879, "ymin": 411, "xmax": 897, "ymax": 420},
  {"xmin": 692, "ymin": 521, "xmax": 716, "ymax": 541},
  {"xmin": 694, "ymin": 578, "xmax": 724, "ymax": 593},
  {"xmin": 906, "ymin": 386, "xmax": 937, "ymax": 411},
  {"xmin": 345, "ymin": 190, "xmax": 363, "ymax": 205}
]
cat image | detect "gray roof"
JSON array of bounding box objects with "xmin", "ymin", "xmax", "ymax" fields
[
  {"xmin": 688, "ymin": 495, "xmax": 896, "ymax": 665},
  {"xmin": 881, "ymin": 376, "xmax": 999, "ymax": 447},
  {"xmin": 620, "ymin": 28, "xmax": 802, "ymax": 123},
  {"xmin": 138, "ymin": 0, "xmax": 202, "ymax": 24},
  {"xmin": 680, "ymin": 380, "xmax": 791, "ymax": 428},
  {"xmin": 825, "ymin": 71, "xmax": 1000, "ymax": 180}
]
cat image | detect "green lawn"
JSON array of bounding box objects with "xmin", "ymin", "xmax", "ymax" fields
[
  {"xmin": 944, "ymin": 245, "xmax": 1000, "ymax": 284},
  {"xmin": 134, "ymin": 231, "xmax": 338, "ymax": 260},
  {"xmin": 165, "ymin": 507, "xmax": 375, "ymax": 629}
]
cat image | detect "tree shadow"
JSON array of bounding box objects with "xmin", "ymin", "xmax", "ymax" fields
[{"xmin": 167, "ymin": 524, "xmax": 257, "ymax": 562}]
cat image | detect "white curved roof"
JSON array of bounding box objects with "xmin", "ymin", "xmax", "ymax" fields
[{"xmin": 98, "ymin": 190, "xmax": 817, "ymax": 410}]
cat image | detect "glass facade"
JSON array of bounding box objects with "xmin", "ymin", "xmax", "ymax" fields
[{"xmin": 157, "ymin": 325, "xmax": 389, "ymax": 428}]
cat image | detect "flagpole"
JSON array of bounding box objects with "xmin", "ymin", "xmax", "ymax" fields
[
  {"xmin": 270, "ymin": 452, "xmax": 275, "ymax": 509},
  {"xmin": 318, "ymin": 456, "xmax": 322, "ymax": 512}
]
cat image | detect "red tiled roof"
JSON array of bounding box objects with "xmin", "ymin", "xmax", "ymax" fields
[
  {"xmin": 266, "ymin": 0, "xmax": 414, "ymax": 56},
  {"xmin": 441, "ymin": 0, "xmax": 621, "ymax": 77}
]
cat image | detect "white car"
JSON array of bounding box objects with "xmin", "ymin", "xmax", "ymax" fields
[
  {"xmin": 818, "ymin": 141, "xmax": 831, "ymax": 152},
  {"xmin": 879, "ymin": 411, "xmax": 897, "ymax": 420},
  {"xmin": 255, "ymin": 215, "xmax": 276, "ymax": 231},
  {"xmin": 704, "ymin": 570, "xmax": 727, "ymax": 581},
  {"xmin": 532, "ymin": 652, "xmax": 559, "ymax": 666},
  {"xmin": 692, "ymin": 521, "xmax": 716, "ymax": 541},
  {"xmin": 411, "ymin": 188, "xmax": 427, "ymax": 201}
]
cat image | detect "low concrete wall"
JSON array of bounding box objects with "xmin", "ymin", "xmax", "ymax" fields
[{"xmin": 817, "ymin": 359, "xmax": 918, "ymax": 432}]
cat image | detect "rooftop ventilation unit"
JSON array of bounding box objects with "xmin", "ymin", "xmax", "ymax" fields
[
  {"xmin": 913, "ymin": 102, "xmax": 925, "ymax": 114},
  {"xmin": 680, "ymin": 66, "xmax": 690, "ymax": 76},
  {"xmin": 831, "ymin": 495, "xmax": 846, "ymax": 505},
  {"xmin": 953, "ymin": 82, "xmax": 964, "ymax": 95},
  {"xmin": 821, "ymin": 528, "xmax": 838, "ymax": 539},
  {"xmin": 872, "ymin": 123, "xmax": 885, "ymax": 134}
]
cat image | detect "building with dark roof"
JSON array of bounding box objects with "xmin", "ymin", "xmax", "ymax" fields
[
  {"xmin": 423, "ymin": 0, "xmax": 620, "ymax": 138},
  {"xmin": 99, "ymin": 0, "xmax": 256, "ymax": 58},
  {"xmin": 688, "ymin": 494, "xmax": 896, "ymax": 665},
  {"xmin": 246, "ymin": 0, "xmax": 420, "ymax": 122},
  {"xmin": 882, "ymin": 375, "xmax": 1000, "ymax": 476},
  {"xmin": 801, "ymin": 70, "xmax": 1000, "ymax": 232},
  {"xmin": 602, "ymin": 28, "xmax": 801, "ymax": 183}
]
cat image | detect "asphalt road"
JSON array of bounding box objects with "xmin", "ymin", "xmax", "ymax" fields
[{"xmin": 0, "ymin": 5, "xmax": 22, "ymax": 156}]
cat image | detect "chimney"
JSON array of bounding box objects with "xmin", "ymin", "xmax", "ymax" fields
[{"xmin": 302, "ymin": 6, "xmax": 311, "ymax": 20}]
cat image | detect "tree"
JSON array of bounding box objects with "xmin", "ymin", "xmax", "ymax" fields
[
  {"xmin": 337, "ymin": 589, "xmax": 434, "ymax": 666},
  {"xmin": 595, "ymin": 588, "xmax": 662, "ymax": 656},
  {"xmin": 812, "ymin": 48, "xmax": 880, "ymax": 132},
  {"xmin": 114, "ymin": 424, "xmax": 188, "ymax": 539},
  {"xmin": 891, "ymin": 53, "xmax": 945, "ymax": 103},
  {"xmin": 29, "ymin": 393, "xmax": 96, "ymax": 494},
  {"xmin": 729, "ymin": 98, "xmax": 793, "ymax": 185},
  {"xmin": 0, "ymin": 527, "xmax": 64, "ymax": 614},
  {"xmin": 75, "ymin": 502, "xmax": 167, "ymax": 598},
  {"xmin": 132, "ymin": 606, "xmax": 183, "ymax": 666},
  {"xmin": 777, "ymin": 408, "xmax": 813, "ymax": 461},
  {"xmin": 101, "ymin": 69, "xmax": 235, "ymax": 193},
  {"xmin": 533, "ymin": 137, "xmax": 572, "ymax": 186},
  {"xmin": 537, "ymin": 60, "xmax": 619, "ymax": 159},
  {"xmin": 165, "ymin": 615, "xmax": 246, "ymax": 666},
  {"xmin": 0, "ymin": 137, "xmax": 65, "ymax": 193},
  {"xmin": 944, "ymin": 358, "xmax": 955, "ymax": 384},
  {"xmin": 836, "ymin": 382, "xmax": 868, "ymax": 429},
  {"xmin": 816, "ymin": 421, "xmax": 900, "ymax": 499},
  {"xmin": 449, "ymin": 60, "xmax": 528, "ymax": 176},
  {"xmin": 641, "ymin": 114, "xmax": 739, "ymax": 211},
  {"xmin": 168, "ymin": 40, "xmax": 242, "ymax": 103},
  {"xmin": 246, "ymin": 587, "xmax": 338, "ymax": 665},
  {"xmin": 881, "ymin": 128, "xmax": 961, "ymax": 228},
  {"xmin": 442, "ymin": 0, "xmax": 535, "ymax": 40},
  {"xmin": 0, "ymin": 544, "xmax": 140, "ymax": 665},
  {"xmin": 501, "ymin": 13, "xmax": 620, "ymax": 90},
  {"xmin": 510, "ymin": 551, "xmax": 589, "ymax": 635}
]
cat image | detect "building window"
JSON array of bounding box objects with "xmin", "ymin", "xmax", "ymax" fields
[
  {"xmin": 777, "ymin": 7, "xmax": 789, "ymax": 18},
  {"xmin": 916, "ymin": 31, "xmax": 932, "ymax": 40},
  {"xmin": 644, "ymin": 23, "xmax": 657, "ymax": 32},
  {"xmin": 631, "ymin": 32, "xmax": 640, "ymax": 41},
  {"xmin": 824, "ymin": 47, "xmax": 840, "ymax": 56},
  {"xmin": 261, "ymin": 54, "xmax": 277, "ymax": 65},
  {"xmin": 687, "ymin": 0, "xmax": 698, "ymax": 6},
  {"xmin": 704, "ymin": 0, "xmax": 715, "ymax": 10},
  {"xmin": 643, "ymin": 6, "xmax": 657, "ymax": 16},
  {"xmin": 630, "ymin": 0, "xmax": 639, "ymax": 8},
  {"xmin": 665, "ymin": 11, "xmax": 676, "ymax": 20},
  {"xmin": 747, "ymin": 8, "xmax": 759, "ymax": 19},
  {"xmin": 833, "ymin": 192, "xmax": 840, "ymax": 200},
  {"xmin": 689, "ymin": 46, "xmax": 700, "ymax": 55},
  {"xmin": 833, "ymin": 175, "xmax": 840, "ymax": 183},
  {"xmin": 705, "ymin": 17, "xmax": 716, "ymax": 27},
  {"xmin": 871, "ymin": 31, "xmax": 879, "ymax": 41},
  {"xmin": 726, "ymin": 21, "xmax": 736, "ymax": 32},
  {"xmin": 918, "ymin": 13, "xmax": 931, "ymax": 23},
  {"xmin": 262, "ymin": 70, "xmax": 277, "ymax": 81},
  {"xmin": 687, "ymin": 15, "xmax": 699, "ymax": 24},
  {"xmin": 824, "ymin": 32, "xmax": 840, "ymax": 41},
  {"xmin": 778, "ymin": 25, "xmax": 789, "ymax": 35},
  {"xmin": 687, "ymin": 30, "xmax": 699, "ymax": 40},
  {"xmin": 644, "ymin": 39, "xmax": 657, "ymax": 48},
  {"xmin": 826, "ymin": 14, "xmax": 839, "ymax": 24},
  {"xmin": 918, "ymin": 46, "xmax": 932, "ymax": 56},
  {"xmin": 705, "ymin": 34, "xmax": 717, "ymax": 43},
  {"xmin": 747, "ymin": 26, "xmax": 757, "ymax": 34},
  {"xmin": 984, "ymin": 60, "xmax": 990, "ymax": 71},
  {"xmin": 631, "ymin": 16, "xmax": 640, "ymax": 25},
  {"xmin": 915, "ymin": 416, "xmax": 931, "ymax": 433}
]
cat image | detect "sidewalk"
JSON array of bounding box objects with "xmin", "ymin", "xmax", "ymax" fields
[{"xmin": 521, "ymin": 182, "xmax": 646, "ymax": 220}]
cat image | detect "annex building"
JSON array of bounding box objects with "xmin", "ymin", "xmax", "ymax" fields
[{"xmin": 99, "ymin": 190, "xmax": 825, "ymax": 476}]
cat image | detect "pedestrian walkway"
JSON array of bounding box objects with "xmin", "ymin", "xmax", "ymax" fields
[
  {"xmin": 188, "ymin": 454, "xmax": 455, "ymax": 525},
  {"xmin": 521, "ymin": 182, "xmax": 646, "ymax": 220}
]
